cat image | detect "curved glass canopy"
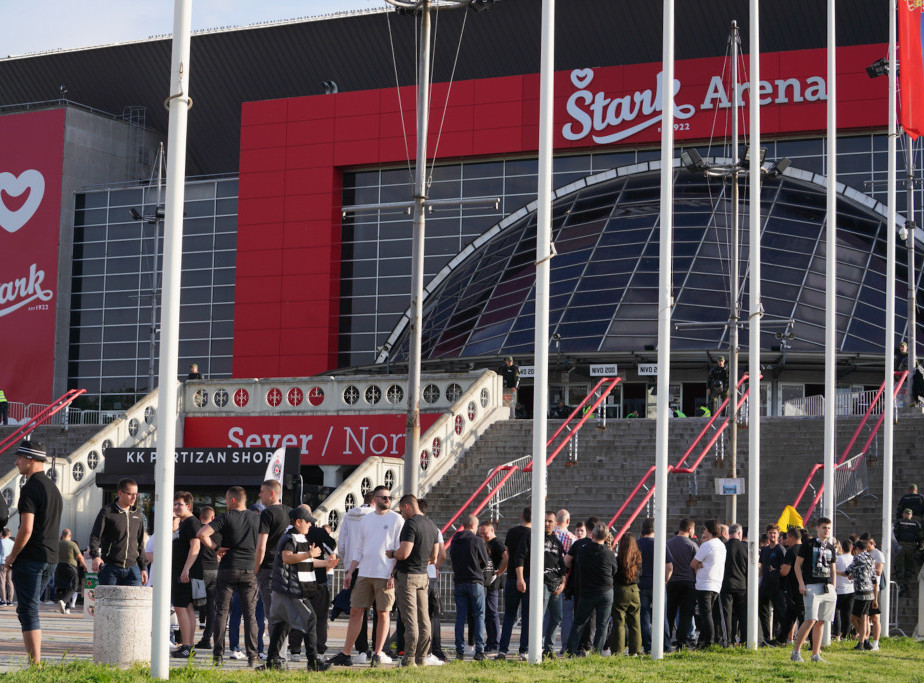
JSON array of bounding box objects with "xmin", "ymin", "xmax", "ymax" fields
[{"xmin": 385, "ymin": 163, "xmax": 922, "ymax": 362}]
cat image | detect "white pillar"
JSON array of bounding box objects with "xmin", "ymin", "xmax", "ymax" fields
[
  {"xmin": 823, "ymin": 0, "xmax": 837, "ymax": 531},
  {"xmin": 651, "ymin": 0, "xmax": 674, "ymax": 662},
  {"xmin": 745, "ymin": 0, "xmax": 761, "ymax": 650},
  {"xmin": 151, "ymin": 0, "xmax": 193, "ymax": 678},
  {"xmin": 881, "ymin": 0, "xmax": 898, "ymax": 634},
  {"xmin": 527, "ymin": 0, "xmax": 554, "ymax": 665}
]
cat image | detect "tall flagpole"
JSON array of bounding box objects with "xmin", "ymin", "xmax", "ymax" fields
[
  {"xmin": 151, "ymin": 0, "xmax": 193, "ymax": 678},
  {"xmin": 745, "ymin": 0, "xmax": 761, "ymax": 650},
  {"xmin": 528, "ymin": 0, "xmax": 554, "ymax": 665},
  {"xmin": 651, "ymin": 0, "xmax": 674, "ymax": 662},
  {"xmin": 881, "ymin": 0, "xmax": 898, "ymax": 635},
  {"xmin": 823, "ymin": 1, "xmax": 837, "ymax": 527}
]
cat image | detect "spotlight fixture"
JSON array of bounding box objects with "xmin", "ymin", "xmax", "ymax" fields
[
  {"xmin": 866, "ymin": 57, "xmax": 890, "ymax": 79},
  {"xmin": 743, "ymin": 146, "xmax": 766, "ymax": 164},
  {"xmin": 680, "ymin": 148, "xmax": 708, "ymax": 173},
  {"xmin": 766, "ymin": 157, "xmax": 791, "ymax": 177},
  {"xmin": 469, "ymin": 0, "xmax": 497, "ymax": 12},
  {"xmin": 322, "ymin": 80, "xmax": 339, "ymax": 94}
]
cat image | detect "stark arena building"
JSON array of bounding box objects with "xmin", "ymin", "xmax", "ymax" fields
[{"xmin": 0, "ymin": 1, "xmax": 919, "ymax": 502}]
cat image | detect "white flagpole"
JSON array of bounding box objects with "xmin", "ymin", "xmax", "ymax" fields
[
  {"xmin": 881, "ymin": 0, "xmax": 898, "ymax": 634},
  {"xmin": 528, "ymin": 0, "xmax": 554, "ymax": 665},
  {"xmin": 746, "ymin": 0, "xmax": 761, "ymax": 649},
  {"xmin": 151, "ymin": 0, "xmax": 193, "ymax": 678},
  {"xmin": 651, "ymin": 0, "xmax": 674, "ymax": 662}
]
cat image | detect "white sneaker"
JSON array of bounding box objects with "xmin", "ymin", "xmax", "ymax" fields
[
  {"xmin": 810, "ymin": 654, "xmax": 827, "ymax": 663},
  {"xmin": 56, "ymin": 600, "xmax": 67, "ymax": 615},
  {"xmin": 601, "ymin": 648, "xmax": 612, "ymax": 657},
  {"xmin": 465, "ymin": 645, "xmax": 475, "ymax": 655},
  {"xmin": 258, "ymin": 653, "xmax": 267, "ymax": 660},
  {"xmin": 424, "ymin": 654, "xmax": 444, "ymax": 666},
  {"xmin": 791, "ymin": 651, "xmax": 804, "ymax": 663},
  {"xmin": 229, "ymin": 650, "xmax": 245, "ymax": 660},
  {"xmin": 377, "ymin": 652, "xmax": 393, "ymax": 664},
  {"xmin": 869, "ymin": 642, "xmax": 880, "ymax": 651},
  {"xmin": 354, "ymin": 652, "xmax": 369, "ymax": 664}
]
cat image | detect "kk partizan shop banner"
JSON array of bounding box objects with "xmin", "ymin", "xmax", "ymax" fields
[
  {"xmin": 0, "ymin": 109, "xmax": 64, "ymax": 406},
  {"xmin": 183, "ymin": 414, "xmax": 442, "ymax": 465}
]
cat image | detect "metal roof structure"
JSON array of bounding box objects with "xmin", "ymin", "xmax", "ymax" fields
[{"xmin": 0, "ymin": 0, "xmax": 888, "ymax": 176}]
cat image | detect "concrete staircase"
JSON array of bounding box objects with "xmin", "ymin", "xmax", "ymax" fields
[
  {"xmin": 0, "ymin": 425, "xmax": 102, "ymax": 474},
  {"xmin": 422, "ymin": 411, "xmax": 924, "ymax": 634}
]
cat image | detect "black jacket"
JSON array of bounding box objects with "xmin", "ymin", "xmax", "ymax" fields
[{"xmin": 89, "ymin": 501, "xmax": 146, "ymax": 570}]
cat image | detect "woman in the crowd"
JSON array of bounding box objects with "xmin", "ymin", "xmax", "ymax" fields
[{"xmin": 608, "ymin": 532, "xmax": 642, "ymax": 655}]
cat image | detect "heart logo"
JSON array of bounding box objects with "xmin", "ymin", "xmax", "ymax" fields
[
  {"xmin": 571, "ymin": 69, "xmax": 594, "ymax": 90},
  {"xmin": 0, "ymin": 170, "xmax": 45, "ymax": 234}
]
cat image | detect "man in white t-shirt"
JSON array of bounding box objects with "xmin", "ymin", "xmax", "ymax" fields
[
  {"xmin": 328, "ymin": 485, "xmax": 404, "ymax": 668},
  {"xmin": 690, "ymin": 519, "xmax": 726, "ymax": 648},
  {"xmin": 335, "ymin": 491, "xmax": 375, "ymax": 662}
]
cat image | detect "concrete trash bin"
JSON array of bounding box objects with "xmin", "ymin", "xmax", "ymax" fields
[{"xmin": 92, "ymin": 585, "xmax": 153, "ymax": 667}]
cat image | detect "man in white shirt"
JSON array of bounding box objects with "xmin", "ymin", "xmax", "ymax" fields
[
  {"xmin": 335, "ymin": 491, "xmax": 375, "ymax": 660},
  {"xmin": 328, "ymin": 485, "xmax": 403, "ymax": 668},
  {"xmin": 690, "ymin": 519, "xmax": 726, "ymax": 648}
]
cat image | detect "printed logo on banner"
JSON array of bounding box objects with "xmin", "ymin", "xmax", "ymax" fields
[{"xmin": 0, "ymin": 109, "xmax": 65, "ymax": 405}]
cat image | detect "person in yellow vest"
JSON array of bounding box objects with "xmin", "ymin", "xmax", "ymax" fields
[{"xmin": 0, "ymin": 389, "xmax": 8, "ymax": 425}]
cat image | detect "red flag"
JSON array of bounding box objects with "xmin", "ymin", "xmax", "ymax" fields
[{"xmin": 900, "ymin": 0, "xmax": 924, "ymax": 139}]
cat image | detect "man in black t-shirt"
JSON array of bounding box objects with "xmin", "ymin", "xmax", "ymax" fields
[
  {"xmin": 721, "ymin": 523, "xmax": 748, "ymax": 646},
  {"xmin": 450, "ymin": 515, "xmax": 490, "ymax": 659},
  {"xmin": 478, "ymin": 521, "xmax": 506, "ymax": 652},
  {"xmin": 195, "ymin": 506, "xmax": 218, "ymax": 649},
  {"xmin": 305, "ymin": 512, "xmax": 336, "ymax": 654},
  {"xmin": 198, "ymin": 486, "xmax": 260, "ymax": 666},
  {"xmin": 3, "ymin": 440, "xmax": 62, "ymax": 665},
  {"xmin": 388, "ymin": 494, "xmax": 439, "ymax": 667},
  {"xmin": 497, "ymin": 507, "xmax": 531, "ymax": 658},
  {"xmin": 170, "ymin": 491, "xmax": 202, "ymax": 659},
  {"xmin": 253, "ymin": 480, "xmax": 291, "ymax": 652},
  {"xmin": 757, "ymin": 524, "xmax": 786, "ymax": 645},
  {"xmin": 777, "ymin": 527, "xmax": 803, "ymax": 645},
  {"xmin": 565, "ymin": 516, "xmax": 599, "ymax": 652},
  {"xmin": 790, "ymin": 518, "xmax": 836, "ymax": 663}
]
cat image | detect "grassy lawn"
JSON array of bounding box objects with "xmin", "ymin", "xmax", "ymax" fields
[{"xmin": 4, "ymin": 639, "xmax": 924, "ymax": 682}]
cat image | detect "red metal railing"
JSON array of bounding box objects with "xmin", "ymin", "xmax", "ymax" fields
[
  {"xmin": 609, "ymin": 375, "xmax": 753, "ymax": 542},
  {"xmin": 0, "ymin": 389, "xmax": 86, "ymax": 456},
  {"xmin": 441, "ymin": 377, "xmax": 622, "ymax": 539},
  {"xmin": 793, "ymin": 371, "xmax": 908, "ymax": 522}
]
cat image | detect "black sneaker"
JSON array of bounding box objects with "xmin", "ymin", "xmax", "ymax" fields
[
  {"xmin": 326, "ymin": 652, "xmax": 353, "ymax": 667},
  {"xmin": 195, "ymin": 638, "xmax": 211, "ymax": 649},
  {"xmin": 495, "ymin": 651, "xmax": 507, "ymax": 660},
  {"xmin": 255, "ymin": 658, "xmax": 285, "ymax": 671},
  {"xmin": 863, "ymin": 640, "xmax": 873, "ymax": 651},
  {"xmin": 853, "ymin": 642, "xmax": 864, "ymax": 651},
  {"xmin": 456, "ymin": 651, "xmax": 465, "ymax": 661},
  {"xmin": 308, "ymin": 658, "xmax": 332, "ymax": 672},
  {"xmin": 170, "ymin": 646, "xmax": 192, "ymax": 659},
  {"xmin": 212, "ymin": 656, "xmax": 223, "ymax": 667},
  {"xmin": 473, "ymin": 651, "xmax": 486, "ymax": 661},
  {"xmin": 248, "ymin": 656, "xmax": 258, "ymax": 667},
  {"xmin": 370, "ymin": 653, "xmax": 382, "ymax": 667}
]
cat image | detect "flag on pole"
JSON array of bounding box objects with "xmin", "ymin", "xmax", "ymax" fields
[
  {"xmin": 776, "ymin": 505, "xmax": 804, "ymax": 533},
  {"xmin": 899, "ymin": 0, "xmax": 924, "ymax": 139},
  {"xmin": 263, "ymin": 447, "xmax": 286, "ymax": 484}
]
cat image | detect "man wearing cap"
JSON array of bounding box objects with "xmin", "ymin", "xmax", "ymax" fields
[
  {"xmin": 259, "ymin": 507, "xmax": 334, "ymax": 672},
  {"xmin": 499, "ymin": 356, "xmax": 519, "ymax": 419},
  {"xmin": 89, "ymin": 477, "xmax": 148, "ymax": 586},
  {"xmin": 3, "ymin": 440, "xmax": 62, "ymax": 664},
  {"xmin": 707, "ymin": 357, "xmax": 729, "ymax": 415}
]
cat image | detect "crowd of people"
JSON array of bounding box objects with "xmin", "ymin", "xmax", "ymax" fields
[{"xmin": 3, "ymin": 433, "xmax": 921, "ymax": 669}]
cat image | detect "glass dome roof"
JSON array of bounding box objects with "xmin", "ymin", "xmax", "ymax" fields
[{"xmin": 385, "ymin": 161, "xmax": 921, "ymax": 362}]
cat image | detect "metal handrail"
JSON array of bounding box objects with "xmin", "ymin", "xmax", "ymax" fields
[
  {"xmin": 0, "ymin": 389, "xmax": 86, "ymax": 455},
  {"xmin": 440, "ymin": 378, "xmax": 622, "ymax": 541},
  {"xmin": 609, "ymin": 381, "xmax": 752, "ymax": 540},
  {"xmin": 795, "ymin": 371, "xmax": 908, "ymax": 521}
]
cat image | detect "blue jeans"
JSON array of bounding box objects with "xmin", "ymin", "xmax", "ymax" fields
[
  {"xmin": 12, "ymin": 560, "xmax": 53, "ymax": 632},
  {"xmin": 639, "ymin": 587, "xmax": 670, "ymax": 652},
  {"xmin": 454, "ymin": 582, "xmax": 485, "ymax": 654},
  {"xmin": 229, "ymin": 588, "xmax": 265, "ymax": 654},
  {"xmin": 498, "ymin": 578, "xmax": 528, "ymax": 654},
  {"xmin": 520, "ymin": 581, "xmax": 553, "ymax": 654},
  {"xmin": 98, "ymin": 564, "xmax": 142, "ymax": 586},
  {"xmin": 542, "ymin": 588, "xmax": 562, "ymax": 651}
]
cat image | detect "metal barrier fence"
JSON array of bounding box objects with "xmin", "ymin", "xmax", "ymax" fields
[
  {"xmin": 783, "ymin": 389, "xmax": 889, "ymax": 418},
  {"xmin": 833, "ymin": 453, "xmax": 869, "ymax": 509},
  {"xmin": 3, "ymin": 402, "xmax": 120, "ymax": 427}
]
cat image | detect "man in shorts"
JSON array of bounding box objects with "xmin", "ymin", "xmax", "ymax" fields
[
  {"xmin": 170, "ymin": 491, "xmax": 202, "ymax": 659},
  {"xmin": 327, "ymin": 485, "xmax": 404, "ymax": 667},
  {"xmin": 791, "ymin": 518, "xmax": 836, "ymax": 663}
]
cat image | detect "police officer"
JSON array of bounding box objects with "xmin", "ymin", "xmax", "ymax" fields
[{"xmin": 707, "ymin": 357, "xmax": 729, "ymax": 415}]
